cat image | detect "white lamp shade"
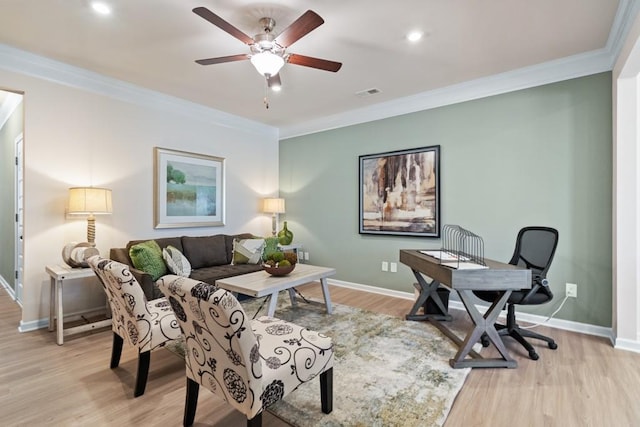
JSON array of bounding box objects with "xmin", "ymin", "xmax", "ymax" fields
[
  {"xmin": 68, "ymin": 187, "xmax": 113, "ymax": 214},
  {"xmin": 250, "ymin": 51, "xmax": 285, "ymax": 77},
  {"xmin": 262, "ymin": 197, "xmax": 285, "ymax": 214}
]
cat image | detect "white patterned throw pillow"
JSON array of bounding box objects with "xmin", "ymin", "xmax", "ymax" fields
[
  {"xmin": 232, "ymin": 238, "xmax": 265, "ymax": 265},
  {"xmin": 162, "ymin": 245, "xmax": 192, "ymax": 277}
]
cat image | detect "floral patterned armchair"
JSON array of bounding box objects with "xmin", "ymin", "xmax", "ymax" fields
[
  {"xmin": 87, "ymin": 256, "xmax": 182, "ymax": 397},
  {"xmin": 157, "ymin": 275, "xmax": 334, "ymax": 427}
]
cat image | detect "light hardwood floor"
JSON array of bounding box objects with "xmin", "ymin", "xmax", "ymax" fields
[{"xmin": 2, "ymin": 284, "xmax": 640, "ymax": 426}]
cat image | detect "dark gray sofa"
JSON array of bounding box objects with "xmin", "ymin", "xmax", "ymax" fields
[{"xmin": 110, "ymin": 233, "xmax": 263, "ymax": 299}]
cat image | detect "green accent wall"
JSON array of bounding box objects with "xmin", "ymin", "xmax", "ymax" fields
[{"xmin": 280, "ymin": 72, "xmax": 612, "ymax": 327}]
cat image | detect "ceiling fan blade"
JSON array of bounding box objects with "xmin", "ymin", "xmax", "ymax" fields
[
  {"xmin": 274, "ymin": 10, "xmax": 324, "ymax": 48},
  {"xmin": 193, "ymin": 7, "xmax": 254, "ymax": 45},
  {"xmin": 267, "ymin": 73, "xmax": 282, "ymax": 88},
  {"xmin": 195, "ymin": 54, "xmax": 250, "ymax": 66},
  {"xmin": 287, "ymin": 54, "xmax": 342, "ymax": 72}
]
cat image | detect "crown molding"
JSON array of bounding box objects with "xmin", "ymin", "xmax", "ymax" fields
[
  {"xmin": 0, "ymin": 44, "xmax": 278, "ymax": 139},
  {"xmin": 280, "ymin": 0, "xmax": 640, "ymax": 140}
]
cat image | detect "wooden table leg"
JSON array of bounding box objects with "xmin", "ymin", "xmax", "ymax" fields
[
  {"xmin": 287, "ymin": 288, "xmax": 297, "ymax": 307},
  {"xmin": 56, "ymin": 279, "xmax": 64, "ymax": 345},
  {"xmin": 320, "ymin": 277, "xmax": 333, "ymax": 314},
  {"xmin": 405, "ymin": 269, "xmax": 451, "ymax": 321},
  {"xmin": 450, "ymin": 290, "xmax": 517, "ymax": 369},
  {"xmin": 266, "ymin": 292, "xmax": 279, "ymax": 317},
  {"xmin": 49, "ymin": 276, "xmax": 55, "ymax": 332}
]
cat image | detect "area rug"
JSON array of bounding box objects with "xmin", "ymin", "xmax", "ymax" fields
[{"xmin": 168, "ymin": 297, "xmax": 471, "ymax": 427}]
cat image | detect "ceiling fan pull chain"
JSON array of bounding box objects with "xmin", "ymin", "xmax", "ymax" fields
[{"xmin": 263, "ymin": 79, "xmax": 270, "ymax": 109}]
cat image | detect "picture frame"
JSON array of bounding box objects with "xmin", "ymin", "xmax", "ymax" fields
[
  {"xmin": 154, "ymin": 147, "xmax": 225, "ymax": 228},
  {"xmin": 359, "ymin": 145, "xmax": 440, "ymax": 237}
]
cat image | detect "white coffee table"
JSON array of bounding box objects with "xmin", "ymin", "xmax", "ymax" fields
[{"xmin": 215, "ymin": 263, "xmax": 335, "ymax": 317}]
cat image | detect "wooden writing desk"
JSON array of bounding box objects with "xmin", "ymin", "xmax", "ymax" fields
[{"xmin": 399, "ymin": 249, "xmax": 531, "ymax": 368}]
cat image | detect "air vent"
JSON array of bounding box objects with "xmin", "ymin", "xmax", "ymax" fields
[{"xmin": 355, "ymin": 88, "xmax": 381, "ymax": 98}]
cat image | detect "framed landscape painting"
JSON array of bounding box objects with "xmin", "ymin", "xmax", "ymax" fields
[
  {"xmin": 359, "ymin": 145, "xmax": 440, "ymax": 237},
  {"xmin": 154, "ymin": 147, "xmax": 225, "ymax": 228}
]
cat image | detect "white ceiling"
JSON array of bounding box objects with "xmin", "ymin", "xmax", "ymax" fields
[{"xmin": 0, "ymin": 0, "xmax": 633, "ymax": 135}]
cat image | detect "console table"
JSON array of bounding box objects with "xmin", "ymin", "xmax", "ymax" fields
[
  {"xmin": 399, "ymin": 249, "xmax": 531, "ymax": 369},
  {"xmin": 46, "ymin": 264, "xmax": 111, "ymax": 345},
  {"xmin": 278, "ymin": 243, "xmax": 304, "ymax": 262}
]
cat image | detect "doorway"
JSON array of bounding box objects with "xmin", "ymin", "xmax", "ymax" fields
[
  {"xmin": 0, "ymin": 90, "xmax": 24, "ymax": 304},
  {"xmin": 15, "ymin": 133, "xmax": 24, "ymax": 302}
]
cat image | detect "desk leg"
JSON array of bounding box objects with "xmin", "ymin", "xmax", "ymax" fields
[
  {"xmin": 266, "ymin": 292, "xmax": 279, "ymax": 317},
  {"xmin": 405, "ymin": 269, "xmax": 451, "ymax": 321},
  {"xmin": 56, "ymin": 279, "xmax": 64, "ymax": 346},
  {"xmin": 320, "ymin": 277, "xmax": 333, "ymax": 314},
  {"xmin": 450, "ymin": 290, "xmax": 517, "ymax": 369},
  {"xmin": 49, "ymin": 277, "xmax": 55, "ymax": 332}
]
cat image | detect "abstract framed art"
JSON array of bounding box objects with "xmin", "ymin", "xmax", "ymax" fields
[
  {"xmin": 359, "ymin": 145, "xmax": 440, "ymax": 237},
  {"xmin": 154, "ymin": 147, "xmax": 225, "ymax": 228}
]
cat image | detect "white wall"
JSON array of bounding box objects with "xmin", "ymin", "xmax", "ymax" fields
[
  {"xmin": 0, "ymin": 50, "xmax": 279, "ymax": 330},
  {"xmin": 613, "ymin": 10, "xmax": 640, "ymax": 350}
]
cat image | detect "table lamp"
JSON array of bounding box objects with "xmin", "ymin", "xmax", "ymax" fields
[
  {"xmin": 64, "ymin": 187, "xmax": 112, "ymax": 267},
  {"xmin": 68, "ymin": 186, "xmax": 113, "ymax": 245},
  {"xmin": 262, "ymin": 197, "xmax": 285, "ymax": 236}
]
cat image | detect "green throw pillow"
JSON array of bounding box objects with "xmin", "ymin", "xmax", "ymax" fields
[{"xmin": 129, "ymin": 240, "xmax": 167, "ymax": 281}]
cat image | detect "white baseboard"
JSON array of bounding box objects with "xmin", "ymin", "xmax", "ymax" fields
[
  {"xmin": 0, "ymin": 274, "xmax": 16, "ymax": 300},
  {"xmin": 614, "ymin": 338, "xmax": 640, "ymax": 353},
  {"xmin": 19, "ymin": 319, "xmax": 49, "ymax": 333},
  {"xmin": 328, "ymin": 278, "xmax": 616, "ymax": 344}
]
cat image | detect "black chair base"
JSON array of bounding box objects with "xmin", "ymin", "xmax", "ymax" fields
[
  {"xmin": 110, "ymin": 332, "xmax": 151, "ymax": 397},
  {"xmin": 481, "ymin": 304, "xmax": 558, "ymax": 360}
]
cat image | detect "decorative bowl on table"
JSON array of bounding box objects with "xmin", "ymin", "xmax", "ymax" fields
[{"xmin": 262, "ymin": 263, "xmax": 296, "ymax": 276}]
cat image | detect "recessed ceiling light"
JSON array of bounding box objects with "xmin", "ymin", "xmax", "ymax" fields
[
  {"xmin": 406, "ymin": 31, "xmax": 423, "ymax": 43},
  {"xmin": 91, "ymin": 2, "xmax": 112, "ymax": 15}
]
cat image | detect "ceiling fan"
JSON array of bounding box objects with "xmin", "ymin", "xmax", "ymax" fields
[{"xmin": 193, "ymin": 7, "xmax": 342, "ymax": 90}]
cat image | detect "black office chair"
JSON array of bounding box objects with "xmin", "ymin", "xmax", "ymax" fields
[{"xmin": 475, "ymin": 226, "xmax": 559, "ymax": 361}]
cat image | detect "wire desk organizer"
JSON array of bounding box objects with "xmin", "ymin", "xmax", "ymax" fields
[{"xmin": 421, "ymin": 224, "xmax": 487, "ymax": 269}]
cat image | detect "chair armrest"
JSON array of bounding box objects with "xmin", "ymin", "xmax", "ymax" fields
[{"xmin": 520, "ymin": 276, "xmax": 552, "ymax": 304}]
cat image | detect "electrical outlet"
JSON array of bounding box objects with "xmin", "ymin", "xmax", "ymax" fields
[
  {"xmin": 390, "ymin": 262, "xmax": 397, "ymax": 273},
  {"xmin": 566, "ymin": 283, "xmax": 577, "ymax": 298},
  {"xmin": 382, "ymin": 261, "xmax": 389, "ymax": 272}
]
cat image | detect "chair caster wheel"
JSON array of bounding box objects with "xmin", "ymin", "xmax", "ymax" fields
[
  {"xmin": 529, "ymin": 351, "xmax": 539, "ymax": 360},
  {"xmin": 548, "ymin": 342, "xmax": 558, "ymax": 350}
]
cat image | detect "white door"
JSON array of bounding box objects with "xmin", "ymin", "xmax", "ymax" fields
[{"xmin": 14, "ymin": 133, "xmax": 23, "ymax": 303}]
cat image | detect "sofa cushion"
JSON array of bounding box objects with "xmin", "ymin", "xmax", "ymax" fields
[
  {"xmin": 181, "ymin": 235, "xmax": 228, "ymax": 269},
  {"xmin": 189, "ymin": 264, "xmax": 264, "ymax": 284},
  {"xmin": 129, "ymin": 240, "xmax": 167, "ymax": 281},
  {"xmin": 231, "ymin": 238, "xmax": 265, "ymax": 265},
  {"xmin": 163, "ymin": 245, "xmax": 192, "ymax": 277}
]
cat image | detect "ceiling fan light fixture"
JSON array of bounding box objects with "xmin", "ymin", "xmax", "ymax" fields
[
  {"xmin": 250, "ymin": 51, "xmax": 285, "ymax": 77},
  {"xmin": 91, "ymin": 1, "xmax": 112, "ymax": 15},
  {"xmin": 406, "ymin": 30, "xmax": 423, "ymax": 43}
]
